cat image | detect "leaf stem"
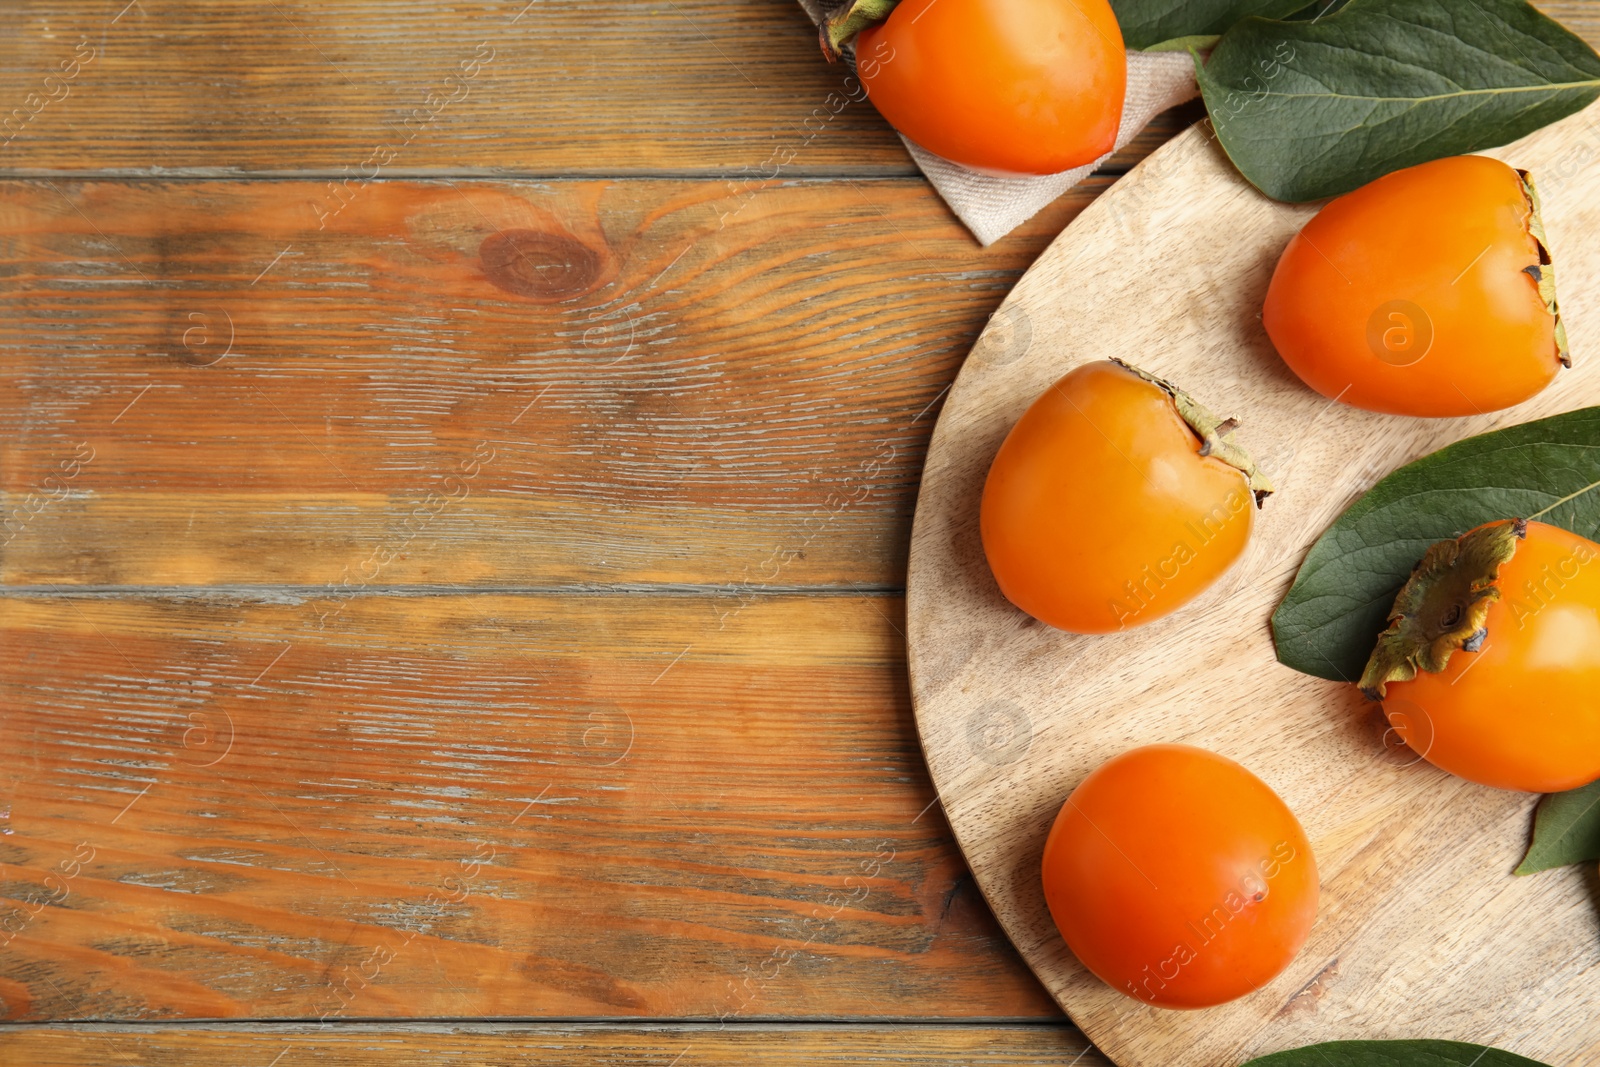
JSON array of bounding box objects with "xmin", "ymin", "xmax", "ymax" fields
[{"xmin": 1529, "ymin": 479, "xmax": 1600, "ymax": 520}]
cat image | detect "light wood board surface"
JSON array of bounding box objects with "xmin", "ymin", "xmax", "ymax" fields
[{"xmin": 907, "ymin": 102, "xmax": 1600, "ymax": 1066}]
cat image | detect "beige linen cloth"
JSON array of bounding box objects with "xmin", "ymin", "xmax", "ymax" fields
[{"xmin": 797, "ymin": 0, "xmax": 1200, "ymax": 245}]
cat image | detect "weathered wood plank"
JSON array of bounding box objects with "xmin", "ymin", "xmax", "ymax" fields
[
  {"xmin": 0, "ymin": 0, "xmax": 1191, "ymax": 179},
  {"xmin": 0, "ymin": 177, "xmax": 1086, "ymax": 589},
  {"xmin": 0, "ymin": 592, "xmax": 1058, "ymax": 1020},
  {"xmin": 0, "ymin": 0, "xmax": 911, "ymax": 176},
  {"xmin": 0, "ymin": 1022, "xmax": 1110, "ymax": 1065},
  {"xmin": 1, "ymin": 2, "xmax": 1591, "ymax": 178}
]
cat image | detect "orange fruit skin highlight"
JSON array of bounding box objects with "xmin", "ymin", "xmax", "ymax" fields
[
  {"xmin": 980, "ymin": 360, "xmax": 1254, "ymax": 633},
  {"xmin": 1384, "ymin": 521, "xmax": 1600, "ymax": 793},
  {"xmin": 1042, "ymin": 745, "xmax": 1319, "ymax": 1010},
  {"xmin": 856, "ymin": 0, "xmax": 1126, "ymax": 176},
  {"xmin": 1263, "ymin": 155, "xmax": 1561, "ymax": 418}
]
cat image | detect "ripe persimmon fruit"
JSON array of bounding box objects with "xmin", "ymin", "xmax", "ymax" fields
[
  {"xmin": 1042, "ymin": 744, "xmax": 1319, "ymax": 1009},
  {"xmin": 1264, "ymin": 155, "xmax": 1567, "ymax": 418},
  {"xmin": 1362, "ymin": 519, "xmax": 1600, "ymax": 793},
  {"xmin": 854, "ymin": 0, "xmax": 1127, "ymax": 176},
  {"xmin": 980, "ymin": 359, "xmax": 1270, "ymax": 633}
]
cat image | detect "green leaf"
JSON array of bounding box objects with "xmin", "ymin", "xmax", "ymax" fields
[
  {"xmin": 1243, "ymin": 1040, "xmax": 1550, "ymax": 1067},
  {"xmin": 1286, "ymin": 0, "xmax": 1350, "ymax": 17},
  {"xmin": 1517, "ymin": 780, "xmax": 1600, "ymax": 874},
  {"xmin": 1273, "ymin": 407, "xmax": 1600, "ymax": 683},
  {"xmin": 1196, "ymin": 0, "xmax": 1600, "ymax": 202},
  {"xmin": 1287, "ymin": 0, "xmax": 1349, "ymax": 18},
  {"xmin": 1108, "ymin": 0, "xmax": 1313, "ymax": 51}
]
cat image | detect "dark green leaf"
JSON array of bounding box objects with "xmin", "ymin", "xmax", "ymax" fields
[
  {"xmin": 1517, "ymin": 779, "xmax": 1600, "ymax": 874},
  {"xmin": 1244, "ymin": 1040, "xmax": 1550, "ymax": 1067},
  {"xmin": 1196, "ymin": 0, "xmax": 1600, "ymax": 202},
  {"xmin": 1273, "ymin": 407, "xmax": 1600, "ymax": 683},
  {"xmin": 1108, "ymin": 0, "xmax": 1313, "ymax": 51},
  {"xmin": 1286, "ymin": 0, "xmax": 1349, "ymax": 19}
]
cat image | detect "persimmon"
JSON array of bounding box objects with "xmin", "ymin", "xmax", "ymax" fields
[
  {"xmin": 1263, "ymin": 155, "xmax": 1567, "ymax": 418},
  {"xmin": 852, "ymin": 0, "xmax": 1127, "ymax": 176},
  {"xmin": 1042, "ymin": 745, "xmax": 1319, "ymax": 1009},
  {"xmin": 1361, "ymin": 519, "xmax": 1600, "ymax": 793},
  {"xmin": 980, "ymin": 359, "xmax": 1270, "ymax": 633}
]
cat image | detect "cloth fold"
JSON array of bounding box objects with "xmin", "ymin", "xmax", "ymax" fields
[{"xmin": 797, "ymin": 1, "xmax": 1200, "ymax": 245}]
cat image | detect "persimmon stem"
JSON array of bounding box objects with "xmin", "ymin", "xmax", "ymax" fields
[
  {"xmin": 1111, "ymin": 359, "xmax": 1274, "ymax": 506},
  {"xmin": 820, "ymin": 0, "xmax": 900, "ymax": 61},
  {"xmin": 1359, "ymin": 519, "xmax": 1527, "ymax": 700}
]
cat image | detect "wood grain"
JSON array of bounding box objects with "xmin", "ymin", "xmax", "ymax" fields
[
  {"xmin": 0, "ymin": 3, "xmax": 1592, "ymax": 179},
  {"xmin": 0, "ymin": 0, "xmax": 1191, "ymax": 179},
  {"xmin": 0, "ymin": 1022, "xmax": 1110, "ymax": 1065},
  {"xmin": 0, "ymin": 591, "xmax": 1058, "ymax": 1020},
  {"xmin": 0, "ymin": 176, "xmax": 1087, "ymax": 589},
  {"xmin": 907, "ymin": 102, "xmax": 1600, "ymax": 1066},
  {"xmin": 0, "ymin": 0, "xmax": 910, "ymax": 176},
  {"xmin": 1, "ymin": 3, "xmax": 1592, "ymax": 180}
]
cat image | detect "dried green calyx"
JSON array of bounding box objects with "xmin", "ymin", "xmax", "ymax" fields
[
  {"xmin": 1519, "ymin": 170, "xmax": 1570, "ymax": 370},
  {"xmin": 819, "ymin": 0, "xmax": 899, "ymax": 61},
  {"xmin": 1111, "ymin": 358, "xmax": 1274, "ymax": 507},
  {"xmin": 1359, "ymin": 519, "xmax": 1527, "ymax": 701}
]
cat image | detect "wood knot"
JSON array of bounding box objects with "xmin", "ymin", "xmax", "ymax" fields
[{"xmin": 479, "ymin": 229, "xmax": 601, "ymax": 301}]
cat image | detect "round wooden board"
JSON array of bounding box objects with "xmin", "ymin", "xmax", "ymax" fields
[{"xmin": 907, "ymin": 102, "xmax": 1600, "ymax": 1067}]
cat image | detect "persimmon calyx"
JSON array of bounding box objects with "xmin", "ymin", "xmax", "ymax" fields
[
  {"xmin": 1110, "ymin": 358, "xmax": 1274, "ymax": 506},
  {"xmin": 1358, "ymin": 518, "xmax": 1527, "ymax": 700},
  {"xmin": 820, "ymin": 0, "xmax": 899, "ymax": 61},
  {"xmin": 1520, "ymin": 170, "xmax": 1570, "ymax": 369}
]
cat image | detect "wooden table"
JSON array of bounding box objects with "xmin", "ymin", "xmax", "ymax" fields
[{"xmin": 1, "ymin": 3, "xmax": 1594, "ymax": 1064}]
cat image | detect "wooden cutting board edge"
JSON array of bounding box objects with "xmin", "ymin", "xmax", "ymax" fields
[{"xmin": 906, "ymin": 102, "xmax": 1600, "ymax": 1067}]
